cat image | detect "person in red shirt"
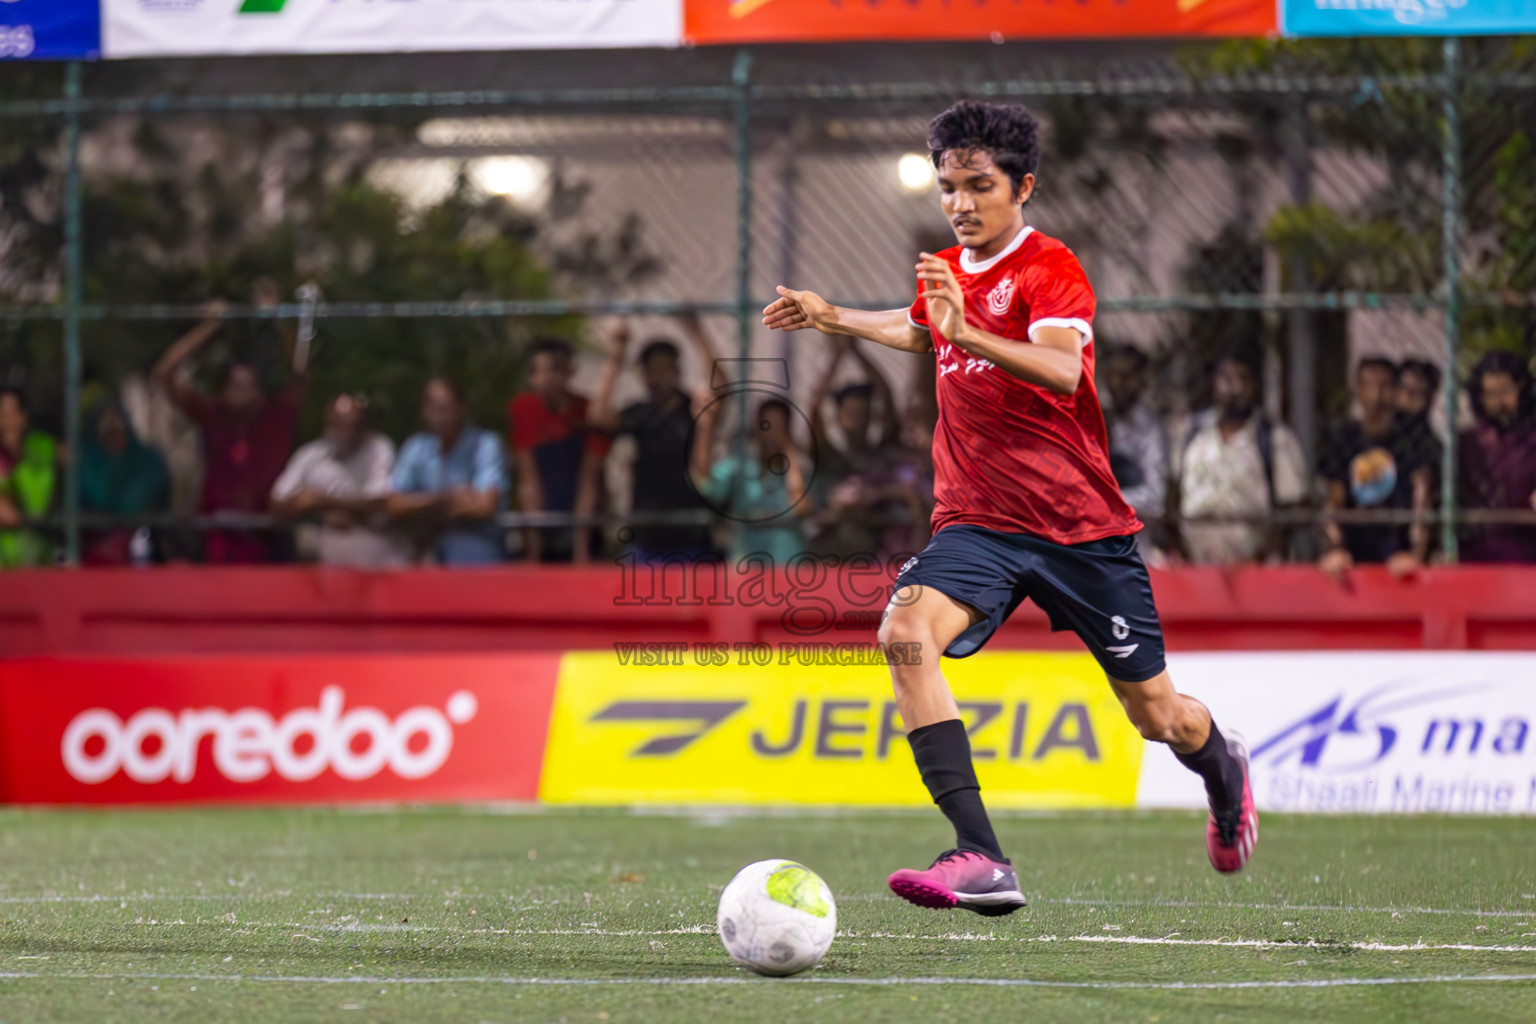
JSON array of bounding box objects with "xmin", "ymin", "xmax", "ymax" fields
[
  {"xmin": 764, "ymin": 101, "xmax": 1257, "ymax": 915},
  {"xmin": 508, "ymin": 338, "xmax": 609, "ymax": 563},
  {"xmin": 152, "ymin": 282, "xmax": 305, "ymax": 564}
]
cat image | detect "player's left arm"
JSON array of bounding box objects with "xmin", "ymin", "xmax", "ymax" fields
[{"xmin": 916, "ymin": 254, "xmax": 1083, "ymax": 395}]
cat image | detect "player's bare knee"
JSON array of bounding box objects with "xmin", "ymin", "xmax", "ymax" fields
[{"xmin": 877, "ymin": 605, "xmax": 928, "ymax": 652}]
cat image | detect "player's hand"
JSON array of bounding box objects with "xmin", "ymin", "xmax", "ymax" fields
[
  {"xmin": 917, "ymin": 254, "xmax": 969, "ymax": 344},
  {"xmin": 763, "ymin": 287, "xmax": 838, "ymax": 334}
]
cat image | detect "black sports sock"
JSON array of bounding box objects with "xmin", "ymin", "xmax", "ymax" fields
[
  {"xmin": 907, "ymin": 719, "xmax": 1006, "ymax": 862},
  {"xmin": 1174, "ymin": 721, "xmax": 1244, "ymax": 810}
]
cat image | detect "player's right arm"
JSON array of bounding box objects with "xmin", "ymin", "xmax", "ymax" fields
[{"xmin": 762, "ymin": 286, "xmax": 932, "ymax": 354}]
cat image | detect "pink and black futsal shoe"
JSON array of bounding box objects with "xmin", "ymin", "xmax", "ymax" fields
[
  {"xmin": 1206, "ymin": 731, "xmax": 1259, "ymax": 874},
  {"xmin": 887, "ymin": 849, "xmax": 1028, "ymax": 917}
]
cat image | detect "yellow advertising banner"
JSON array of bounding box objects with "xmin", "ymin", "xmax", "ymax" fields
[{"xmin": 540, "ymin": 650, "xmax": 1142, "ymax": 807}]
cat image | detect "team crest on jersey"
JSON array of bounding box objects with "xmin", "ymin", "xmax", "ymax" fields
[{"xmin": 986, "ymin": 275, "xmax": 1016, "ymax": 316}]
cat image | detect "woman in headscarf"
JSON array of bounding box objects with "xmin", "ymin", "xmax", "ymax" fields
[{"xmin": 79, "ymin": 398, "xmax": 170, "ymax": 565}]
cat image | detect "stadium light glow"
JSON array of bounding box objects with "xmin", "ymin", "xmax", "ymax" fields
[
  {"xmin": 898, "ymin": 153, "xmax": 935, "ymax": 193},
  {"xmin": 471, "ymin": 156, "xmax": 550, "ymax": 206}
]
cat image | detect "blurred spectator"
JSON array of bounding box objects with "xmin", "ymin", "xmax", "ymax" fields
[
  {"xmin": 590, "ymin": 316, "xmax": 718, "ymax": 562},
  {"xmin": 807, "ymin": 337, "xmax": 904, "ymax": 558},
  {"xmin": 1457, "ymin": 352, "xmax": 1536, "ymax": 563},
  {"xmin": 152, "ymin": 290, "xmax": 306, "ymax": 563},
  {"xmin": 509, "ymin": 338, "xmax": 609, "ymax": 563},
  {"xmin": 79, "ymin": 399, "xmax": 170, "ymax": 566},
  {"xmin": 271, "ymin": 395, "xmax": 409, "ymax": 569},
  {"xmin": 1397, "ymin": 359, "xmax": 1443, "ymax": 425},
  {"xmin": 1174, "ymin": 352, "xmax": 1308, "ymax": 565},
  {"xmin": 387, "ymin": 377, "xmax": 508, "ymax": 566},
  {"xmin": 1317, "ymin": 359, "xmax": 1437, "ymax": 576},
  {"xmin": 691, "ymin": 394, "xmax": 810, "ymax": 565},
  {"xmin": 1101, "ymin": 345, "xmax": 1169, "ymax": 535},
  {"xmin": 121, "ymin": 363, "xmax": 203, "ymax": 519},
  {"xmin": 0, "ymin": 388, "xmax": 58, "ymax": 568},
  {"xmin": 810, "ymin": 337, "xmax": 902, "ymax": 480}
]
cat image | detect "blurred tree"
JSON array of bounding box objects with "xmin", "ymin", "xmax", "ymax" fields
[{"xmin": 0, "ymin": 105, "xmax": 663, "ymax": 441}]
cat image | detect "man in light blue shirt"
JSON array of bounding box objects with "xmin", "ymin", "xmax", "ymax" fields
[{"xmin": 387, "ymin": 377, "xmax": 508, "ymax": 566}]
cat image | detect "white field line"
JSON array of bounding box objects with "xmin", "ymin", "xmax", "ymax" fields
[
  {"xmin": 1, "ymin": 970, "xmax": 1536, "ymax": 991},
  {"xmin": 103, "ymin": 919, "xmax": 1536, "ymax": 953},
  {"xmin": 4, "ymin": 892, "xmax": 1533, "ymax": 919}
]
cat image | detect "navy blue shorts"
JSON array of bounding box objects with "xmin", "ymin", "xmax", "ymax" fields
[{"xmin": 891, "ymin": 524, "xmax": 1167, "ymax": 682}]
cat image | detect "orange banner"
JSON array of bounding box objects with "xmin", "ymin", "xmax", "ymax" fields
[{"xmin": 686, "ymin": 0, "xmax": 1275, "ymax": 43}]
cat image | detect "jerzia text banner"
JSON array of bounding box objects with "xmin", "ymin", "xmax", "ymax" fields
[{"xmin": 684, "ymin": 0, "xmax": 1278, "ymax": 44}]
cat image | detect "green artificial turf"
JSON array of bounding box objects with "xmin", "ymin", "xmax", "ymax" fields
[{"xmin": 0, "ymin": 807, "xmax": 1533, "ymax": 1022}]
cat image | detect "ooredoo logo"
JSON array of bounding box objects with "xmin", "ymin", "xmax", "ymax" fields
[{"xmin": 61, "ymin": 686, "xmax": 479, "ymax": 786}]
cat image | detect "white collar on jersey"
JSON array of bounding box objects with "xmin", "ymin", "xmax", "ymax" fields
[{"xmin": 959, "ymin": 224, "xmax": 1035, "ymax": 275}]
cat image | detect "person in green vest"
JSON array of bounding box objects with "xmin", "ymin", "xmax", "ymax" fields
[{"xmin": 0, "ymin": 388, "xmax": 59, "ymax": 568}]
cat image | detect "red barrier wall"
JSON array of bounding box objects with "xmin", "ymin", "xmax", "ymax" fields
[{"xmin": 3, "ymin": 565, "xmax": 1536, "ymax": 654}]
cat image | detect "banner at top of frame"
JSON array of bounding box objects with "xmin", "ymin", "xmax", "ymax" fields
[
  {"xmin": 1284, "ymin": 0, "xmax": 1536, "ymax": 36},
  {"xmin": 0, "ymin": 0, "xmax": 101, "ymax": 61},
  {"xmin": 683, "ymin": 0, "xmax": 1277, "ymax": 44},
  {"xmin": 101, "ymin": 0, "xmax": 684, "ymax": 58}
]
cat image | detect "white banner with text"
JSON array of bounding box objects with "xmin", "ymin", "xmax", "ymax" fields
[
  {"xmin": 103, "ymin": 0, "xmax": 682, "ymax": 58},
  {"xmin": 1138, "ymin": 652, "xmax": 1536, "ymax": 814}
]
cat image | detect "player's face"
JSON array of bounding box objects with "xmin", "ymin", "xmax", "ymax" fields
[
  {"xmin": 1356, "ymin": 365, "xmax": 1396, "ymax": 419},
  {"xmin": 1480, "ymin": 371, "xmax": 1521, "ymax": 426},
  {"xmin": 936, "ymin": 149, "xmax": 1033, "ymax": 254}
]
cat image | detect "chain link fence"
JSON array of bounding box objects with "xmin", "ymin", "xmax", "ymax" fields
[{"xmin": 1, "ymin": 38, "xmax": 1533, "ymax": 567}]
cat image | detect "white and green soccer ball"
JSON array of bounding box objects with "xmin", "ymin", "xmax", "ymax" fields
[{"xmin": 716, "ymin": 859, "xmax": 837, "ymax": 976}]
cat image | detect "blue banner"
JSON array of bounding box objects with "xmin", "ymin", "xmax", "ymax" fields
[
  {"xmin": 1285, "ymin": 0, "xmax": 1536, "ymax": 36},
  {"xmin": 0, "ymin": 0, "xmax": 101, "ymax": 60}
]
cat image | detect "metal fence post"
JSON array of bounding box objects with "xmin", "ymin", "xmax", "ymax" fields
[
  {"xmin": 730, "ymin": 48, "xmax": 755, "ymax": 500},
  {"xmin": 62, "ymin": 61, "xmax": 84, "ymax": 567},
  {"xmin": 1440, "ymin": 36, "xmax": 1461, "ymax": 563},
  {"xmin": 733, "ymin": 47, "xmax": 754, "ymax": 364}
]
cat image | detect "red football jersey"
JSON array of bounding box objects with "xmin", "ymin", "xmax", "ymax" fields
[{"xmin": 908, "ymin": 226, "xmax": 1141, "ymax": 545}]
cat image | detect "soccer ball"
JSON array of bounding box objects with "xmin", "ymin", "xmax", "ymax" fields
[{"xmin": 716, "ymin": 859, "xmax": 837, "ymax": 976}]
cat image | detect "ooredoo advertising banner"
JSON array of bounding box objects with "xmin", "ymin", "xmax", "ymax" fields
[
  {"xmin": 0, "ymin": 0, "xmax": 101, "ymax": 60},
  {"xmin": 0, "ymin": 655, "xmax": 561, "ymax": 803},
  {"xmin": 684, "ymin": 0, "xmax": 1277, "ymax": 44},
  {"xmin": 1284, "ymin": 0, "xmax": 1536, "ymax": 36},
  {"xmin": 1138, "ymin": 652, "xmax": 1536, "ymax": 815},
  {"xmin": 102, "ymin": 0, "xmax": 683, "ymax": 59},
  {"xmin": 540, "ymin": 651, "xmax": 1149, "ymax": 808}
]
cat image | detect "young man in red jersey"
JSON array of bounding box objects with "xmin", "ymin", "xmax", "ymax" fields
[{"xmin": 763, "ymin": 101, "xmax": 1257, "ymax": 916}]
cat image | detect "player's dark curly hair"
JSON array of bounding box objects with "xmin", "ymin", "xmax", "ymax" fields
[{"xmin": 927, "ymin": 101, "xmax": 1042, "ymax": 197}]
